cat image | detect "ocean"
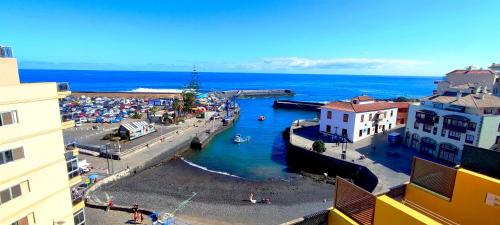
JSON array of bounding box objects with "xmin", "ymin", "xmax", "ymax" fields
[{"xmin": 20, "ymin": 69, "xmax": 440, "ymax": 180}]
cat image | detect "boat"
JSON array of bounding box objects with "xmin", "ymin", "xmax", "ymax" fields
[
  {"xmin": 233, "ymin": 134, "xmax": 251, "ymax": 143},
  {"xmin": 258, "ymin": 115, "xmax": 265, "ymax": 121}
]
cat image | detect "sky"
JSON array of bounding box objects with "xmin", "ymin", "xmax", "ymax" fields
[{"xmin": 2, "ymin": 0, "xmax": 499, "ymax": 76}]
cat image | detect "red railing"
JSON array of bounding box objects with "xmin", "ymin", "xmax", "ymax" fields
[{"xmin": 335, "ymin": 177, "xmax": 376, "ymax": 225}]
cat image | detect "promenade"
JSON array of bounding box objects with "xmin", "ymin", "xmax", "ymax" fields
[{"xmin": 290, "ymin": 121, "xmax": 413, "ymax": 194}]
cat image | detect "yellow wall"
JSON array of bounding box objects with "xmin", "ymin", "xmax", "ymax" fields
[
  {"xmin": 374, "ymin": 196, "xmax": 440, "ymax": 225},
  {"xmin": 0, "ymin": 60, "xmax": 78, "ymax": 225},
  {"xmin": 0, "ymin": 58, "xmax": 20, "ymax": 86},
  {"xmin": 328, "ymin": 208, "xmax": 360, "ymax": 225},
  {"xmin": 405, "ymin": 169, "xmax": 500, "ymax": 225}
]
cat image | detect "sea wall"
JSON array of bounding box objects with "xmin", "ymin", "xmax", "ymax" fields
[
  {"xmin": 211, "ymin": 89, "xmax": 294, "ymax": 98},
  {"xmin": 284, "ymin": 128, "xmax": 378, "ymax": 192},
  {"xmin": 273, "ymin": 100, "xmax": 325, "ymax": 112}
]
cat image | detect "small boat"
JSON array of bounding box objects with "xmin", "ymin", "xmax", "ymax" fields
[
  {"xmin": 233, "ymin": 134, "xmax": 251, "ymax": 143},
  {"xmin": 258, "ymin": 115, "xmax": 265, "ymax": 121}
]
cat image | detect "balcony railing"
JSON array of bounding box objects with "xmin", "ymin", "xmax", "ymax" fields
[
  {"xmin": 410, "ymin": 157, "xmax": 457, "ymax": 199},
  {"xmin": 335, "ymin": 177, "xmax": 376, "ymax": 225},
  {"xmin": 0, "ymin": 46, "xmax": 13, "ymax": 58},
  {"xmin": 442, "ymin": 123, "xmax": 467, "ymax": 133},
  {"xmin": 57, "ymin": 82, "xmax": 71, "ymax": 92},
  {"xmin": 72, "ymin": 193, "xmax": 84, "ymax": 206}
]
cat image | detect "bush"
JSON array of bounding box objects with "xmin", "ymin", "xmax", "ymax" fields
[{"xmin": 312, "ymin": 140, "xmax": 326, "ymax": 153}]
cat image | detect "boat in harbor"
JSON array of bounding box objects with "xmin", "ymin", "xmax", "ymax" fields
[
  {"xmin": 233, "ymin": 134, "xmax": 250, "ymax": 143},
  {"xmin": 258, "ymin": 115, "xmax": 265, "ymax": 121}
]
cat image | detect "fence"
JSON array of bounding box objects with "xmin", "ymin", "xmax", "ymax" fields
[
  {"xmin": 335, "ymin": 177, "xmax": 376, "ymax": 225},
  {"xmin": 410, "ymin": 157, "xmax": 457, "ymax": 198}
]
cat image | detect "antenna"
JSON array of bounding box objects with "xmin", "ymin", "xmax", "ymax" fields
[{"xmin": 188, "ymin": 65, "xmax": 200, "ymax": 93}]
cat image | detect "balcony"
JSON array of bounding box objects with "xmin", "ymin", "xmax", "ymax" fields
[
  {"xmin": 57, "ymin": 82, "xmax": 71, "ymax": 98},
  {"xmin": 415, "ymin": 110, "xmax": 438, "ymax": 125},
  {"xmin": 61, "ymin": 114, "xmax": 75, "ymax": 129},
  {"xmin": 0, "ymin": 46, "xmax": 14, "ymax": 58}
]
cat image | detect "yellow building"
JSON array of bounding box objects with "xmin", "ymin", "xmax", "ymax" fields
[
  {"xmin": 327, "ymin": 157, "xmax": 500, "ymax": 225},
  {"xmin": 0, "ymin": 46, "xmax": 85, "ymax": 225}
]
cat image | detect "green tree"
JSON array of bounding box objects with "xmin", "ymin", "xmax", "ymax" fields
[
  {"xmin": 312, "ymin": 140, "xmax": 326, "ymax": 153},
  {"xmin": 182, "ymin": 91, "xmax": 196, "ymax": 113},
  {"xmin": 172, "ymin": 99, "xmax": 184, "ymax": 123},
  {"xmin": 130, "ymin": 112, "xmax": 142, "ymax": 119}
]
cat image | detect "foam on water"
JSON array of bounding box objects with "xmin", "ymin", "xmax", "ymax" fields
[
  {"xmin": 129, "ymin": 87, "xmax": 184, "ymax": 93},
  {"xmin": 180, "ymin": 157, "xmax": 241, "ymax": 178}
]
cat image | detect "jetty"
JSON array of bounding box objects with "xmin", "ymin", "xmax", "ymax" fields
[
  {"xmin": 273, "ymin": 100, "xmax": 325, "ymax": 111},
  {"xmin": 71, "ymin": 91, "xmax": 181, "ymax": 99},
  {"xmin": 211, "ymin": 89, "xmax": 294, "ymax": 98}
]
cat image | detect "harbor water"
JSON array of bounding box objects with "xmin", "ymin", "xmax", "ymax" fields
[{"xmin": 20, "ymin": 69, "xmax": 439, "ymax": 180}]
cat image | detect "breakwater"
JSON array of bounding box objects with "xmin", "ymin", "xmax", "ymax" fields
[
  {"xmin": 211, "ymin": 89, "xmax": 294, "ymax": 98},
  {"xmin": 273, "ymin": 100, "xmax": 325, "ymax": 111},
  {"xmin": 72, "ymin": 91, "xmax": 180, "ymax": 99}
]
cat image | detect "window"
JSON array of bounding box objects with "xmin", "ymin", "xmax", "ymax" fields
[
  {"xmin": 433, "ymin": 126, "xmax": 437, "ymax": 135},
  {"xmin": 465, "ymin": 134, "xmax": 474, "ymax": 144},
  {"xmin": 11, "ymin": 216, "xmax": 29, "ymax": 225},
  {"xmin": 326, "ymin": 111, "xmax": 332, "ymax": 119},
  {"xmin": 441, "ymin": 128, "xmax": 446, "ymax": 137},
  {"xmin": 414, "ymin": 122, "xmax": 419, "ymax": 129},
  {"xmin": 326, "ymin": 125, "xmax": 331, "ymax": 133},
  {"xmin": 484, "ymin": 108, "xmax": 494, "ymax": 114},
  {"xmin": 0, "ymin": 182, "xmax": 28, "ymax": 205},
  {"xmin": 74, "ymin": 209, "xmax": 86, "ymax": 225},
  {"xmin": 0, "ymin": 147, "xmax": 24, "ymax": 165},
  {"xmin": 468, "ymin": 122, "xmax": 477, "ymax": 131},
  {"xmin": 369, "ymin": 114, "xmax": 372, "ymax": 120},
  {"xmin": 67, "ymin": 157, "xmax": 79, "ymax": 179},
  {"xmin": 389, "ymin": 123, "xmax": 392, "ymax": 129},
  {"xmin": 390, "ymin": 110, "xmax": 394, "ymax": 117},
  {"xmin": 343, "ymin": 114, "xmax": 348, "ymax": 122},
  {"xmin": 497, "ymin": 136, "xmax": 500, "ymax": 144},
  {"xmin": 0, "ymin": 111, "xmax": 18, "ymax": 126},
  {"xmin": 359, "ymin": 129, "xmax": 362, "ymax": 137},
  {"xmin": 448, "ymin": 130, "xmax": 462, "ymax": 141},
  {"xmin": 423, "ymin": 124, "xmax": 432, "ymax": 133},
  {"xmin": 498, "ymin": 123, "xmax": 500, "ymax": 132},
  {"xmin": 360, "ymin": 114, "xmax": 364, "ymax": 122}
]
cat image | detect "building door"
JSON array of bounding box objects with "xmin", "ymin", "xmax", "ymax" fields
[
  {"xmin": 326, "ymin": 125, "xmax": 331, "ymax": 133},
  {"xmin": 342, "ymin": 129, "xmax": 347, "ymax": 137},
  {"xmin": 382, "ymin": 125, "xmax": 386, "ymax": 131},
  {"xmin": 374, "ymin": 126, "xmax": 378, "ymax": 134},
  {"xmin": 367, "ymin": 128, "xmax": 371, "ymax": 135}
]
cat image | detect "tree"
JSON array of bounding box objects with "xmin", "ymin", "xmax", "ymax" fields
[
  {"xmin": 172, "ymin": 99, "xmax": 184, "ymax": 123},
  {"xmin": 182, "ymin": 91, "xmax": 196, "ymax": 113},
  {"xmin": 148, "ymin": 106, "xmax": 159, "ymax": 122},
  {"xmin": 130, "ymin": 112, "xmax": 142, "ymax": 119},
  {"xmin": 312, "ymin": 140, "xmax": 326, "ymax": 153}
]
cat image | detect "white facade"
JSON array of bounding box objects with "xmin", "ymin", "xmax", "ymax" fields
[
  {"xmin": 405, "ymin": 102, "xmax": 500, "ymax": 164},
  {"xmin": 435, "ymin": 68, "xmax": 500, "ymax": 96},
  {"xmin": 320, "ymin": 106, "xmax": 398, "ymax": 142}
]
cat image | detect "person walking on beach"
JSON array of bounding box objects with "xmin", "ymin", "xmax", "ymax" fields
[{"xmin": 133, "ymin": 211, "xmax": 139, "ymax": 224}]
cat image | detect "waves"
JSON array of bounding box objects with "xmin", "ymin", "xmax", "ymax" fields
[
  {"xmin": 180, "ymin": 157, "xmax": 241, "ymax": 178},
  {"xmin": 129, "ymin": 87, "xmax": 184, "ymax": 93}
]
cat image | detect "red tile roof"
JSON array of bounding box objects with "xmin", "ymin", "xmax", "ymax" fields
[
  {"xmin": 352, "ymin": 95, "xmax": 373, "ymax": 102},
  {"xmin": 446, "ymin": 69, "xmax": 496, "ymax": 75},
  {"xmin": 322, "ymin": 101, "xmax": 400, "ymax": 113}
]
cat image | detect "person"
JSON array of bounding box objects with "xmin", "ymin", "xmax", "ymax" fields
[
  {"xmin": 133, "ymin": 211, "xmax": 139, "ymax": 224},
  {"xmin": 249, "ymin": 192, "xmax": 257, "ymax": 204},
  {"xmin": 106, "ymin": 199, "xmax": 113, "ymax": 211},
  {"xmin": 140, "ymin": 212, "xmax": 144, "ymax": 224}
]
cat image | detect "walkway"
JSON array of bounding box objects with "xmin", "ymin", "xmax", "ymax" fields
[{"xmin": 291, "ymin": 122, "xmax": 414, "ymax": 194}]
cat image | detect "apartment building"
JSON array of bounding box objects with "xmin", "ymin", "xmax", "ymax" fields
[
  {"xmin": 0, "ymin": 46, "xmax": 85, "ymax": 225},
  {"xmin": 319, "ymin": 96, "xmax": 400, "ymax": 142},
  {"xmin": 434, "ymin": 66, "xmax": 500, "ymax": 96},
  {"xmin": 405, "ymin": 91, "xmax": 500, "ymax": 164}
]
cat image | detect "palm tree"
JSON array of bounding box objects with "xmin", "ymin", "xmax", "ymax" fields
[
  {"xmin": 172, "ymin": 99, "xmax": 184, "ymax": 123},
  {"xmin": 148, "ymin": 106, "xmax": 159, "ymax": 123}
]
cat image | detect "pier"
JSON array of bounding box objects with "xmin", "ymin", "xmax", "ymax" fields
[
  {"xmin": 211, "ymin": 89, "xmax": 294, "ymax": 98},
  {"xmin": 273, "ymin": 100, "xmax": 325, "ymax": 111}
]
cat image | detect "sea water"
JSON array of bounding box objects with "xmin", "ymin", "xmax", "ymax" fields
[{"xmin": 20, "ymin": 69, "xmax": 439, "ymax": 180}]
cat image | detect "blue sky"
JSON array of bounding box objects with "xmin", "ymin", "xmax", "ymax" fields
[{"xmin": 2, "ymin": 0, "xmax": 499, "ymax": 75}]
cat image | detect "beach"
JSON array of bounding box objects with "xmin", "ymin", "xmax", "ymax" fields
[{"xmin": 91, "ymin": 159, "xmax": 334, "ymax": 225}]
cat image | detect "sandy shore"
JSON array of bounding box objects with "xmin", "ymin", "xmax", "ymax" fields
[{"xmin": 91, "ymin": 159, "xmax": 334, "ymax": 225}]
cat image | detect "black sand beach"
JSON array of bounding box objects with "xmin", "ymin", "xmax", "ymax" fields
[{"xmin": 92, "ymin": 159, "xmax": 334, "ymax": 225}]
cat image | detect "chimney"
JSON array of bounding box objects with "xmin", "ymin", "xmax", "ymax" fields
[{"xmin": 456, "ymin": 91, "xmax": 462, "ymax": 101}]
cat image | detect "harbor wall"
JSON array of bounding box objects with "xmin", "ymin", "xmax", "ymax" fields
[
  {"xmin": 284, "ymin": 128, "xmax": 378, "ymax": 192},
  {"xmin": 273, "ymin": 100, "xmax": 325, "ymax": 112},
  {"xmin": 211, "ymin": 89, "xmax": 294, "ymax": 98}
]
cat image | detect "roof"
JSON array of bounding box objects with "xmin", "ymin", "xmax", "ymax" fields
[
  {"xmin": 352, "ymin": 95, "xmax": 373, "ymax": 102},
  {"xmin": 322, "ymin": 101, "xmax": 399, "ymax": 113},
  {"xmin": 120, "ymin": 121, "xmax": 150, "ymax": 131},
  {"xmin": 446, "ymin": 69, "xmax": 497, "ymax": 75},
  {"xmin": 423, "ymin": 92, "xmax": 500, "ymax": 109}
]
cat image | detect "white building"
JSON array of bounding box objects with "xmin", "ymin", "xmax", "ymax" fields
[
  {"xmin": 435, "ymin": 66, "xmax": 500, "ymax": 96},
  {"xmin": 405, "ymin": 91, "xmax": 500, "ymax": 164},
  {"xmin": 319, "ymin": 96, "xmax": 399, "ymax": 142},
  {"xmin": 489, "ymin": 63, "xmax": 500, "ymax": 72}
]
